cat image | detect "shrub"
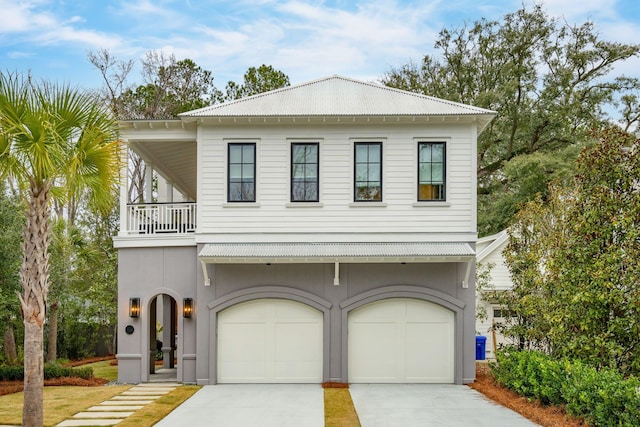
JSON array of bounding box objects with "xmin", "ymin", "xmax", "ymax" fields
[
  {"xmin": 491, "ymin": 349, "xmax": 640, "ymax": 427},
  {"xmin": 0, "ymin": 365, "xmax": 24, "ymax": 381},
  {"xmin": 44, "ymin": 363, "xmax": 94, "ymax": 380},
  {"xmin": 561, "ymin": 361, "xmax": 640, "ymax": 427},
  {"xmin": 491, "ymin": 347, "xmax": 565, "ymax": 405},
  {"xmin": 0, "ymin": 363, "xmax": 94, "ymax": 381}
]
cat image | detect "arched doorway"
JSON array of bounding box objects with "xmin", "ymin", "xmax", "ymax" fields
[{"xmin": 148, "ymin": 294, "xmax": 178, "ymax": 381}]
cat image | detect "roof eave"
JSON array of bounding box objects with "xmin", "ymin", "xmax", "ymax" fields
[
  {"xmin": 199, "ymin": 255, "xmax": 474, "ymax": 264},
  {"xmin": 180, "ymin": 113, "xmax": 495, "ymax": 128}
]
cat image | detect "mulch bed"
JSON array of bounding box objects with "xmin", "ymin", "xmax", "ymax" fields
[
  {"xmin": 322, "ymin": 381, "xmax": 349, "ymax": 388},
  {"xmin": 0, "ymin": 377, "xmax": 110, "ymax": 397},
  {"xmin": 469, "ymin": 362, "xmax": 587, "ymax": 427}
]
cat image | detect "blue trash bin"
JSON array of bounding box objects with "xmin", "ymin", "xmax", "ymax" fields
[{"xmin": 475, "ymin": 335, "xmax": 487, "ymax": 360}]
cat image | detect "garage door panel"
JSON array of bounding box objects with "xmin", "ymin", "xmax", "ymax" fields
[
  {"xmin": 405, "ymin": 323, "xmax": 453, "ymax": 381},
  {"xmin": 349, "ymin": 298, "xmax": 454, "ymax": 383},
  {"xmin": 275, "ymin": 361, "xmax": 320, "ymax": 380},
  {"xmin": 218, "ymin": 299, "xmax": 323, "ymax": 383},
  {"xmin": 350, "ymin": 302, "xmax": 401, "ymax": 321},
  {"xmin": 349, "ymin": 322, "xmax": 398, "ymax": 380},
  {"xmin": 406, "ymin": 300, "xmax": 451, "ymax": 322},
  {"xmin": 275, "ymin": 323, "xmax": 322, "ymax": 360},
  {"xmin": 219, "ymin": 323, "xmax": 267, "ymax": 361},
  {"xmin": 219, "ymin": 361, "xmax": 266, "ymax": 381},
  {"xmin": 275, "ymin": 301, "xmax": 318, "ymax": 320}
]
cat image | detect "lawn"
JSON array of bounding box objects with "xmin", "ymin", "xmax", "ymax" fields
[
  {"xmin": 117, "ymin": 385, "xmax": 201, "ymax": 427},
  {"xmin": 76, "ymin": 359, "xmax": 118, "ymax": 381},
  {"xmin": 0, "ymin": 359, "xmax": 359, "ymax": 427},
  {"xmin": 0, "ymin": 385, "xmax": 131, "ymax": 427},
  {"xmin": 0, "ymin": 358, "xmax": 202, "ymax": 427}
]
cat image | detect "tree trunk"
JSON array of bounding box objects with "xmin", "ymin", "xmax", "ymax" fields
[
  {"xmin": 46, "ymin": 301, "xmax": 59, "ymax": 363},
  {"xmin": 23, "ymin": 320, "xmax": 44, "ymax": 427},
  {"xmin": 19, "ymin": 181, "xmax": 52, "ymax": 427},
  {"xmin": 3, "ymin": 323, "xmax": 18, "ymax": 365}
]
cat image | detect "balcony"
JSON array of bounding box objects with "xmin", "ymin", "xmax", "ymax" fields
[{"xmin": 125, "ymin": 202, "xmax": 197, "ymax": 235}]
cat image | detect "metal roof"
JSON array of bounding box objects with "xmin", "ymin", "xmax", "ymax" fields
[
  {"xmin": 180, "ymin": 76, "xmax": 495, "ymax": 132},
  {"xmin": 198, "ymin": 242, "xmax": 475, "ymax": 264}
]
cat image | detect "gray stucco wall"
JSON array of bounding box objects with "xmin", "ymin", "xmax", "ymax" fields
[
  {"xmin": 197, "ymin": 254, "xmax": 476, "ymax": 385},
  {"xmin": 117, "ymin": 245, "xmax": 476, "ymax": 385},
  {"xmin": 117, "ymin": 246, "xmax": 199, "ymax": 383}
]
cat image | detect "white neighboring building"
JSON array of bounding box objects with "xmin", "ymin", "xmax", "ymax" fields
[{"xmin": 475, "ymin": 230, "xmax": 516, "ymax": 358}]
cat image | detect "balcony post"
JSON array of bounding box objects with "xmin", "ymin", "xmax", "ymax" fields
[
  {"xmin": 166, "ymin": 182, "xmax": 174, "ymax": 203},
  {"xmin": 119, "ymin": 141, "xmax": 129, "ymax": 236},
  {"xmin": 144, "ymin": 164, "xmax": 154, "ymax": 203}
]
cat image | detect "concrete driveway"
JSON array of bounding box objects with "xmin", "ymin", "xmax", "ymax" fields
[
  {"xmin": 350, "ymin": 384, "xmax": 540, "ymax": 427},
  {"xmin": 154, "ymin": 384, "xmax": 323, "ymax": 427},
  {"xmin": 155, "ymin": 383, "xmax": 539, "ymax": 427}
]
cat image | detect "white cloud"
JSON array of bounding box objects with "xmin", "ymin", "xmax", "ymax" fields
[
  {"xmin": 0, "ymin": 0, "xmax": 124, "ymax": 51},
  {"xmin": 2, "ymin": 0, "xmax": 638, "ymax": 89},
  {"xmin": 7, "ymin": 50, "xmax": 32, "ymax": 59},
  {"xmin": 0, "ymin": 0, "xmax": 51, "ymax": 33},
  {"xmin": 36, "ymin": 26, "xmax": 122, "ymax": 50},
  {"xmin": 159, "ymin": 0, "xmax": 443, "ymax": 83}
]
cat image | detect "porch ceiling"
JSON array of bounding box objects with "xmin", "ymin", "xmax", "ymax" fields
[{"xmin": 130, "ymin": 139, "xmax": 197, "ymax": 200}]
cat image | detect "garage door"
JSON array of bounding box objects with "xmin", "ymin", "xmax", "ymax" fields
[
  {"xmin": 348, "ymin": 298, "xmax": 454, "ymax": 383},
  {"xmin": 217, "ymin": 299, "xmax": 323, "ymax": 383}
]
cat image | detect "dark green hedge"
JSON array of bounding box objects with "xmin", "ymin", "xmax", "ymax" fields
[
  {"xmin": 491, "ymin": 349, "xmax": 640, "ymax": 427},
  {"xmin": 0, "ymin": 363, "xmax": 93, "ymax": 381}
]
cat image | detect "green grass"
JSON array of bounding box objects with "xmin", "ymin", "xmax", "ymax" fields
[
  {"xmin": 325, "ymin": 388, "xmax": 361, "ymax": 427},
  {"xmin": 75, "ymin": 359, "xmax": 118, "ymax": 381},
  {"xmin": 0, "ymin": 385, "xmax": 131, "ymax": 427},
  {"xmin": 117, "ymin": 386, "xmax": 201, "ymax": 427}
]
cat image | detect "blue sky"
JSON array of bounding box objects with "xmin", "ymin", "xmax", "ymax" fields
[{"xmin": 1, "ymin": 0, "xmax": 640, "ymax": 90}]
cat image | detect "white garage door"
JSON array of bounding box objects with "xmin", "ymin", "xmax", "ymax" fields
[
  {"xmin": 349, "ymin": 298, "xmax": 454, "ymax": 383},
  {"xmin": 217, "ymin": 299, "xmax": 323, "ymax": 383}
]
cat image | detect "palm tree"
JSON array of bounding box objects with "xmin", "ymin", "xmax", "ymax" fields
[{"xmin": 0, "ymin": 72, "xmax": 120, "ymax": 427}]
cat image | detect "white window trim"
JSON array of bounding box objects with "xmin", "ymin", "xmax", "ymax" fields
[
  {"xmin": 225, "ymin": 138, "xmax": 260, "ymax": 203},
  {"xmin": 287, "ymin": 138, "xmax": 323, "ymax": 204},
  {"xmin": 350, "ymin": 137, "xmax": 386, "ymax": 203}
]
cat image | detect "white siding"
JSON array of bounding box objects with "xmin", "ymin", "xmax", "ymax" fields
[
  {"xmin": 480, "ymin": 240, "xmax": 512, "ymax": 291},
  {"xmin": 476, "ymin": 236, "xmax": 516, "ymax": 358},
  {"xmin": 198, "ymin": 123, "xmax": 476, "ymax": 238}
]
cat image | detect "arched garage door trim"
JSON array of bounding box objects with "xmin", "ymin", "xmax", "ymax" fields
[
  {"xmin": 340, "ymin": 285, "xmax": 465, "ymax": 384},
  {"xmin": 208, "ymin": 286, "xmax": 332, "ymax": 384}
]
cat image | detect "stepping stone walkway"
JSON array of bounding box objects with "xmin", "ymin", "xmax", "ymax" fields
[{"xmin": 56, "ymin": 383, "xmax": 178, "ymax": 427}]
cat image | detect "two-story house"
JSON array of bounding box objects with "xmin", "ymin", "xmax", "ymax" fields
[{"xmin": 114, "ymin": 75, "xmax": 495, "ymax": 385}]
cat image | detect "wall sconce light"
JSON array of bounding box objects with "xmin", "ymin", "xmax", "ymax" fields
[
  {"xmin": 129, "ymin": 298, "xmax": 140, "ymax": 318},
  {"xmin": 183, "ymin": 298, "xmax": 193, "ymax": 318}
]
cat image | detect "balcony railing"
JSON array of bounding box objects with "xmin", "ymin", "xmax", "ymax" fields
[{"xmin": 126, "ymin": 202, "xmax": 196, "ymax": 235}]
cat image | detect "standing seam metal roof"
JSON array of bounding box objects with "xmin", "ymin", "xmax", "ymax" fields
[
  {"xmin": 198, "ymin": 242, "xmax": 475, "ymax": 260},
  {"xmin": 180, "ymin": 75, "xmax": 496, "ymax": 118}
]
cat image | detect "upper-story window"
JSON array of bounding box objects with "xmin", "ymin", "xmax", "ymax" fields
[
  {"xmin": 228, "ymin": 143, "xmax": 256, "ymax": 202},
  {"xmin": 291, "ymin": 143, "xmax": 319, "ymax": 202},
  {"xmin": 354, "ymin": 142, "xmax": 382, "ymax": 202},
  {"xmin": 418, "ymin": 142, "xmax": 445, "ymax": 201}
]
